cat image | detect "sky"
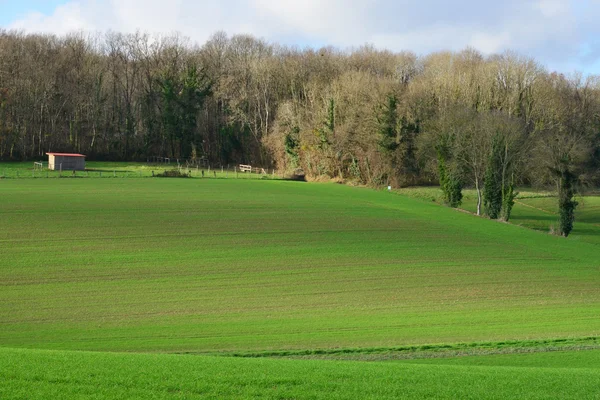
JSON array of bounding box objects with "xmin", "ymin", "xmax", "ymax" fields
[{"xmin": 2, "ymin": 0, "xmax": 600, "ymax": 74}]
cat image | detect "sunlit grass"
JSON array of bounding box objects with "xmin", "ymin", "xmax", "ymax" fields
[
  {"xmin": 1, "ymin": 179, "xmax": 599, "ymax": 353},
  {"xmin": 1, "ymin": 347, "xmax": 599, "ymax": 399},
  {"xmin": 396, "ymin": 186, "xmax": 600, "ymax": 245}
]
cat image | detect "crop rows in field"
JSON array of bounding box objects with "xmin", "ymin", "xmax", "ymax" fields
[{"xmin": 1, "ymin": 179, "xmax": 599, "ymax": 353}]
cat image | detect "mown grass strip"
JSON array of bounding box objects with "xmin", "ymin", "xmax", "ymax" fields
[{"xmin": 212, "ymin": 336, "xmax": 600, "ymax": 359}]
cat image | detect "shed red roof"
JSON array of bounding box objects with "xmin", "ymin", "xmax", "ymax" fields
[{"xmin": 46, "ymin": 153, "xmax": 86, "ymax": 157}]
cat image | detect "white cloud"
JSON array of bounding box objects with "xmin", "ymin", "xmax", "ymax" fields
[
  {"xmin": 9, "ymin": 2, "xmax": 95, "ymax": 35},
  {"xmin": 372, "ymin": 25, "xmax": 513, "ymax": 56},
  {"xmin": 109, "ymin": 0, "xmax": 183, "ymax": 30},
  {"xmin": 7, "ymin": 0, "xmax": 262, "ymax": 39},
  {"xmin": 469, "ymin": 32, "xmax": 512, "ymax": 55},
  {"xmin": 536, "ymin": 0, "xmax": 569, "ymax": 17},
  {"xmin": 4, "ymin": 0, "xmax": 600, "ymax": 72},
  {"xmin": 250, "ymin": 0, "xmax": 375, "ymax": 43}
]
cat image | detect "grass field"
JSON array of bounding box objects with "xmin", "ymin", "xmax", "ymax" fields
[
  {"xmin": 397, "ymin": 186, "xmax": 600, "ymax": 245},
  {"xmin": 0, "ymin": 161, "xmax": 275, "ymax": 180},
  {"xmin": 1, "ymin": 174, "xmax": 599, "ymax": 398},
  {"xmin": 2, "ymin": 347, "xmax": 600, "ymax": 399},
  {"xmin": 2, "ymin": 178, "xmax": 599, "ymax": 351},
  {"xmin": 512, "ymin": 196, "xmax": 600, "ymax": 244}
]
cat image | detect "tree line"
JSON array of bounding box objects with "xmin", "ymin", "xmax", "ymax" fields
[{"xmin": 1, "ymin": 30, "xmax": 599, "ymax": 235}]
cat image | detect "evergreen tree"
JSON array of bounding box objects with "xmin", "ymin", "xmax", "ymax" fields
[
  {"xmin": 555, "ymin": 158, "xmax": 579, "ymax": 237},
  {"xmin": 376, "ymin": 94, "xmax": 401, "ymax": 185},
  {"xmin": 179, "ymin": 66, "xmax": 211, "ymax": 158},
  {"xmin": 484, "ymin": 134, "xmax": 503, "ymax": 219},
  {"xmin": 326, "ymin": 98, "xmax": 335, "ymax": 135},
  {"xmin": 377, "ymin": 95, "xmax": 399, "ymax": 154},
  {"xmin": 159, "ymin": 66, "xmax": 211, "ymax": 158},
  {"xmin": 317, "ymin": 98, "xmax": 335, "ymax": 149},
  {"xmin": 436, "ymin": 134, "xmax": 462, "ymax": 208},
  {"xmin": 500, "ymin": 175, "xmax": 517, "ymax": 222},
  {"xmin": 284, "ymin": 125, "xmax": 300, "ymax": 168},
  {"xmin": 398, "ymin": 116, "xmax": 419, "ymax": 184},
  {"xmin": 159, "ymin": 74, "xmax": 179, "ymax": 158}
]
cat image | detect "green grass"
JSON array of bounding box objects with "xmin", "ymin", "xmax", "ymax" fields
[
  {"xmin": 511, "ymin": 196, "xmax": 600, "ymax": 245},
  {"xmin": 0, "ymin": 161, "xmax": 275, "ymax": 180},
  {"xmin": 232, "ymin": 336, "xmax": 600, "ymax": 360},
  {"xmin": 1, "ymin": 347, "xmax": 600, "ymax": 399},
  {"xmin": 1, "ymin": 178, "xmax": 599, "ymax": 353},
  {"xmin": 2, "ymin": 175, "xmax": 600, "ymax": 398},
  {"xmin": 397, "ymin": 186, "xmax": 600, "ymax": 245},
  {"xmin": 404, "ymin": 347, "xmax": 600, "ymax": 368}
]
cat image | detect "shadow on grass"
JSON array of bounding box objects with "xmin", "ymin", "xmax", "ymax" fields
[
  {"xmin": 85, "ymin": 169, "xmax": 130, "ymax": 173},
  {"xmin": 512, "ymin": 215, "xmax": 557, "ymax": 222}
]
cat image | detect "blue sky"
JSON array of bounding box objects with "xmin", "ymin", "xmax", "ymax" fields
[
  {"xmin": 0, "ymin": 0, "xmax": 67, "ymax": 25},
  {"xmin": 2, "ymin": 0, "xmax": 600, "ymax": 74}
]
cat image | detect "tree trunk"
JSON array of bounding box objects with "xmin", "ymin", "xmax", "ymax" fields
[{"xmin": 475, "ymin": 176, "xmax": 482, "ymax": 216}]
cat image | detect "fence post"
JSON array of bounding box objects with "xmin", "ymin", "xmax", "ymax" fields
[
  {"xmin": 113, "ymin": 170, "xmax": 116, "ymax": 178},
  {"xmin": 236, "ymin": 167, "xmax": 238, "ymax": 179}
]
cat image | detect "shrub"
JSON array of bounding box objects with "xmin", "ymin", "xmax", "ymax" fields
[{"xmin": 155, "ymin": 169, "xmax": 191, "ymax": 178}]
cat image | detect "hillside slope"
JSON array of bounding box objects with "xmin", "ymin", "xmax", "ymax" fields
[{"xmin": 1, "ymin": 179, "xmax": 599, "ymax": 352}]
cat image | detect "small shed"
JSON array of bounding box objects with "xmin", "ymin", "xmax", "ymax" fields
[{"xmin": 46, "ymin": 153, "xmax": 86, "ymax": 171}]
